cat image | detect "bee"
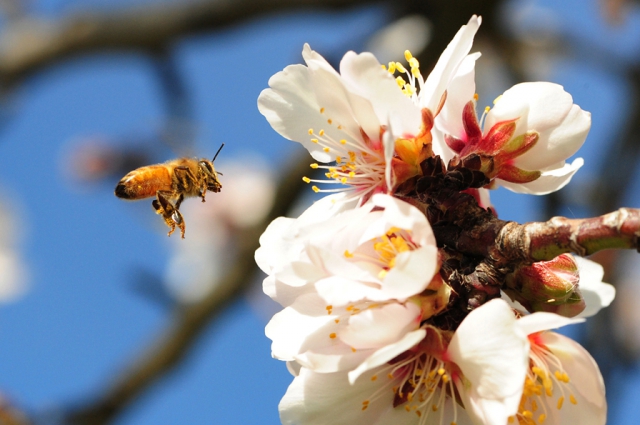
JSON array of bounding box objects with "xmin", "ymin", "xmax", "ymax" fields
[{"xmin": 114, "ymin": 145, "xmax": 223, "ymax": 238}]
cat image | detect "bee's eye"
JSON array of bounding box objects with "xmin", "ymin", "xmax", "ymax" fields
[{"xmin": 199, "ymin": 161, "xmax": 214, "ymax": 174}]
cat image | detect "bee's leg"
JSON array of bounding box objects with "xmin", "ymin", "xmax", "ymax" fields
[{"xmin": 155, "ymin": 191, "xmax": 185, "ymax": 238}]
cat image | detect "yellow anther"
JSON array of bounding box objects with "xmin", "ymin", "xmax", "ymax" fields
[
  {"xmin": 557, "ymin": 396, "xmax": 565, "ymax": 409},
  {"xmin": 311, "ymin": 138, "xmax": 319, "ymax": 143},
  {"xmin": 532, "ymin": 367, "xmax": 545, "ymax": 378},
  {"xmin": 451, "ymin": 422, "xmax": 457, "ymax": 425},
  {"xmin": 531, "ymin": 400, "xmax": 538, "ymax": 412},
  {"xmin": 349, "ymin": 171, "xmax": 355, "ymax": 177},
  {"xmin": 323, "ymin": 147, "xmax": 330, "ymax": 153},
  {"xmin": 346, "ymin": 305, "xmax": 354, "ymax": 311},
  {"xmin": 327, "ymin": 119, "xmax": 332, "ymax": 124},
  {"xmin": 325, "ymin": 305, "xmax": 332, "ymax": 311},
  {"xmin": 388, "ymin": 373, "xmax": 394, "ymax": 379},
  {"xmin": 334, "ymin": 319, "xmax": 339, "ymax": 323},
  {"xmin": 416, "ymin": 410, "xmax": 422, "ymax": 418},
  {"xmin": 569, "ymin": 394, "xmax": 577, "ymax": 405},
  {"xmin": 395, "ymin": 62, "xmax": 406, "ymax": 73},
  {"xmin": 351, "ymin": 347, "xmax": 357, "ymax": 352},
  {"xmin": 320, "ymin": 107, "xmax": 325, "ymax": 114},
  {"xmin": 508, "ymin": 417, "xmax": 515, "ymax": 424},
  {"xmin": 337, "ymin": 124, "xmax": 343, "ymax": 130},
  {"xmin": 308, "ymin": 128, "xmax": 314, "ymax": 135},
  {"xmin": 388, "ymin": 62, "xmax": 396, "ymax": 73},
  {"xmin": 554, "ymin": 371, "xmax": 563, "ymax": 380},
  {"xmin": 409, "ymin": 57, "xmax": 419, "ymax": 69},
  {"xmin": 404, "ymin": 50, "xmax": 413, "ymax": 61},
  {"xmin": 484, "ymin": 106, "xmax": 490, "ymax": 113},
  {"xmin": 336, "ymin": 156, "xmax": 342, "ymax": 163},
  {"xmin": 340, "ymin": 177, "xmax": 347, "ymax": 184},
  {"xmin": 442, "ymin": 374, "xmax": 450, "ymax": 384},
  {"xmin": 562, "ymin": 372, "xmax": 570, "ymax": 383},
  {"xmin": 312, "ymin": 186, "xmax": 320, "ymax": 193},
  {"xmin": 539, "ymin": 414, "xmax": 547, "ymax": 424},
  {"xmin": 396, "ymin": 76, "xmax": 405, "ymax": 88},
  {"xmin": 407, "ymin": 393, "xmax": 413, "ymax": 401},
  {"xmin": 319, "ymin": 129, "xmax": 325, "ymax": 136},
  {"xmin": 493, "ymin": 95, "xmax": 503, "ymax": 105},
  {"xmin": 432, "ymin": 405, "xmax": 438, "ymax": 412},
  {"xmin": 522, "ymin": 410, "xmax": 533, "ymax": 419},
  {"xmin": 411, "ymin": 67, "xmax": 420, "ymax": 77},
  {"xmin": 302, "ymin": 176, "xmax": 311, "ymax": 183},
  {"xmin": 344, "ymin": 250, "xmax": 353, "ymax": 258},
  {"xmin": 473, "ymin": 93, "xmax": 479, "ymax": 101},
  {"xmin": 371, "ymin": 375, "xmax": 378, "ymax": 381},
  {"xmin": 437, "ymin": 368, "xmax": 446, "ymax": 376},
  {"xmin": 340, "ymin": 139, "xmax": 347, "ymax": 145},
  {"xmin": 324, "ymin": 172, "xmax": 332, "ymax": 178},
  {"xmin": 329, "ymin": 332, "xmax": 337, "ymax": 339},
  {"xmin": 404, "ymin": 405, "xmax": 411, "ymax": 412},
  {"xmin": 310, "ymin": 163, "xmax": 319, "ymax": 169},
  {"xmin": 378, "ymin": 269, "xmax": 388, "ymax": 279},
  {"xmin": 381, "ymin": 64, "xmax": 387, "ymax": 70}
]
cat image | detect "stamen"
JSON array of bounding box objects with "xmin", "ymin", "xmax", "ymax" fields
[{"xmin": 302, "ymin": 177, "xmax": 311, "ymax": 183}]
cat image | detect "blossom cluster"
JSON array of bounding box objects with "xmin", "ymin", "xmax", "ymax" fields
[{"xmin": 256, "ymin": 15, "xmax": 613, "ymax": 425}]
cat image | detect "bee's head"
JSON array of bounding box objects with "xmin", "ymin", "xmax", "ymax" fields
[{"xmin": 198, "ymin": 160, "xmax": 222, "ymax": 192}]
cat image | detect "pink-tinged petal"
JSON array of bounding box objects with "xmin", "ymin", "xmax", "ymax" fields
[
  {"xmin": 447, "ymin": 299, "xmax": 529, "ymax": 424},
  {"xmin": 383, "ymin": 125, "xmax": 395, "ymax": 191},
  {"xmin": 340, "ymin": 51, "xmax": 422, "ymax": 137},
  {"xmin": 496, "ymin": 158, "xmax": 583, "ymax": 195},
  {"xmin": 339, "ymin": 302, "xmax": 421, "ymax": 349},
  {"xmin": 436, "ymin": 53, "xmax": 481, "ymax": 140},
  {"xmin": 348, "ymin": 329, "xmax": 426, "ymax": 383},
  {"xmin": 420, "ymin": 15, "xmax": 481, "ymax": 112},
  {"xmin": 516, "ymin": 311, "xmax": 584, "ymax": 336},
  {"xmin": 265, "ymin": 293, "xmax": 340, "ymax": 361},
  {"xmin": 382, "ymin": 245, "xmax": 439, "ymax": 300},
  {"xmin": 574, "ymin": 257, "xmax": 615, "ymax": 318},
  {"xmin": 538, "ymin": 332, "xmax": 607, "ymax": 424},
  {"xmin": 280, "ymin": 367, "xmax": 417, "ymax": 425}
]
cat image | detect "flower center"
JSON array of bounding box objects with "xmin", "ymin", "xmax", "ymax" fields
[
  {"xmin": 510, "ymin": 334, "xmax": 578, "ymax": 425},
  {"xmin": 383, "ymin": 50, "xmax": 424, "ymax": 101},
  {"xmin": 301, "ymin": 108, "xmax": 386, "ymax": 202},
  {"xmin": 360, "ymin": 346, "xmax": 461, "ymax": 425}
]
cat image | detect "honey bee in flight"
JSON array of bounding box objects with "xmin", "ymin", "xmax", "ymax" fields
[{"xmin": 115, "ymin": 145, "xmax": 224, "ymax": 238}]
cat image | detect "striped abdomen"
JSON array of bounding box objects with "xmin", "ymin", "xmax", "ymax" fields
[{"xmin": 114, "ymin": 165, "xmax": 174, "ymax": 200}]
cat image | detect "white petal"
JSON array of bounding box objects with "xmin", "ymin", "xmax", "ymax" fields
[
  {"xmin": 295, "ymin": 345, "xmax": 373, "ymax": 373},
  {"xmin": 258, "ymin": 64, "xmax": 335, "ymax": 162},
  {"xmin": 364, "ymin": 194, "xmax": 436, "ymax": 246},
  {"xmin": 382, "ymin": 245, "xmax": 439, "ymax": 300},
  {"xmin": 280, "ymin": 367, "xmax": 416, "ymax": 425},
  {"xmin": 447, "ymin": 299, "xmax": 529, "ymax": 423},
  {"xmin": 517, "ymin": 311, "xmax": 584, "ymax": 336},
  {"xmin": 539, "ymin": 332, "xmax": 607, "ymax": 424},
  {"xmin": 420, "ymin": 15, "xmax": 481, "ymax": 112},
  {"xmin": 348, "ymin": 329, "xmax": 426, "ymax": 383},
  {"xmin": 340, "ymin": 50, "xmax": 421, "ymax": 137},
  {"xmin": 496, "ymin": 157, "xmax": 583, "ymax": 195},
  {"xmin": 339, "ymin": 302, "xmax": 421, "ymax": 349},
  {"xmin": 315, "ymin": 276, "xmax": 388, "ymax": 305},
  {"xmin": 574, "ymin": 256, "xmax": 616, "ymax": 318},
  {"xmin": 435, "ymin": 52, "xmax": 481, "ymax": 139},
  {"xmin": 265, "ymin": 293, "xmax": 338, "ymax": 360}
]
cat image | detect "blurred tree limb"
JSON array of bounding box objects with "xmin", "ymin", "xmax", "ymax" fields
[{"xmin": 0, "ymin": 0, "xmax": 373, "ymax": 88}]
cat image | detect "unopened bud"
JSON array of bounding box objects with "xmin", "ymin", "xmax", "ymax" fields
[{"xmin": 507, "ymin": 254, "xmax": 585, "ymax": 316}]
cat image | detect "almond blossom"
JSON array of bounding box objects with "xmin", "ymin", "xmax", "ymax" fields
[
  {"xmin": 434, "ymin": 65, "xmax": 591, "ymax": 194},
  {"xmin": 258, "ymin": 16, "xmax": 482, "ymax": 205}
]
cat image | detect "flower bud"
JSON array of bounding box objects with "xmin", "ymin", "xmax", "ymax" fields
[{"xmin": 507, "ymin": 254, "xmax": 586, "ymax": 316}]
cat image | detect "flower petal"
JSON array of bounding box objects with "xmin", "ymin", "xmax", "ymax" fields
[
  {"xmin": 574, "ymin": 256, "xmax": 615, "ymax": 318},
  {"xmin": 348, "ymin": 329, "xmax": 426, "ymax": 384},
  {"xmin": 447, "ymin": 299, "xmax": 529, "ymax": 424},
  {"xmin": 516, "ymin": 311, "xmax": 584, "ymax": 336},
  {"xmin": 420, "ymin": 15, "xmax": 481, "ymax": 112},
  {"xmin": 496, "ymin": 157, "xmax": 583, "ymax": 195}
]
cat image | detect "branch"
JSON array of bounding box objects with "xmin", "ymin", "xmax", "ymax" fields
[
  {"xmin": 0, "ymin": 0, "xmax": 371, "ymax": 87},
  {"xmin": 65, "ymin": 152, "xmax": 311, "ymax": 425}
]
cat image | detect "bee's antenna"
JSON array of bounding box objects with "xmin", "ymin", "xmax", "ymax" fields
[{"xmin": 212, "ymin": 143, "xmax": 225, "ymax": 162}]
